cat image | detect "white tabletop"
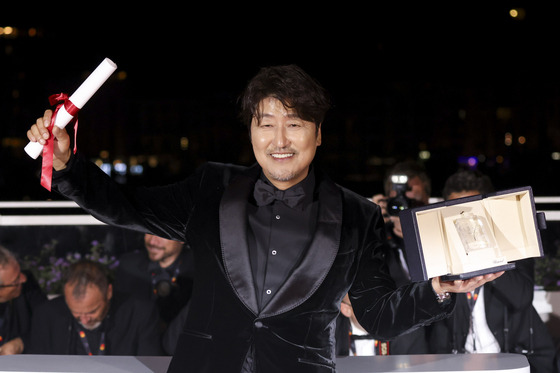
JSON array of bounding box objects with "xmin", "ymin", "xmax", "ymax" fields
[
  {"xmin": 0, "ymin": 356, "xmax": 167, "ymax": 373},
  {"xmin": 336, "ymin": 353, "xmax": 530, "ymax": 373},
  {"xmin": 0, "ymin": 353, "xmax": 529, "ymax": 373}
]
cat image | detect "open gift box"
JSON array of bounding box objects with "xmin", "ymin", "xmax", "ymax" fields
[{"xmin": 400, "ymin": 186, "xmax": 546, "ymax": 282}]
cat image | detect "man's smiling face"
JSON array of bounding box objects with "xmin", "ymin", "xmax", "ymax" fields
[{"xmin": 250, "ymin": 97, "xmax": 321, "ymax": 190}]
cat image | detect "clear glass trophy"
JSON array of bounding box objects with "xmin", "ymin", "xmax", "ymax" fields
[{"xmin": 453, "ymin": 212, "xmax": 502, "ymax": 260}]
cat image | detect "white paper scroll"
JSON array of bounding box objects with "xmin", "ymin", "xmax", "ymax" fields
[{"xmin": 24, "ymin": 58, "xmax": 118, "ymax": 159}]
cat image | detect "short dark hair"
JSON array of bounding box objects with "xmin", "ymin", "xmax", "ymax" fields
[
  {"xmin": 239, "ymin": 65, "xmax": 331, "ymax": 130},
  {"xmin": 63, "ymin": 259, "xmax": 110, "ymax": 299},
  {"xmin": 442, "ymin": 169, "xmax": 494, "ymax": 200}
]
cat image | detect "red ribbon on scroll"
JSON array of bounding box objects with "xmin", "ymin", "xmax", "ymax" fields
[{"xmin": 40, "ymin": 93, "xmax": 80, "ymax": 191}]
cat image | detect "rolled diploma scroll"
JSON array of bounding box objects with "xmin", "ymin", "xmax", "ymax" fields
[{"xmin": 24, "ymin": 58, "xmax": 118, "ymax": 159}]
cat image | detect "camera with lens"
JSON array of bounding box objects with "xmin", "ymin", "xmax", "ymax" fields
[
  {"xmin": 151, "ymin": 269, "xmax": 177, "ymax": 298},
  {"xmin": 386, "ymin": 174, "xmax": 424, "ymax": 216}
]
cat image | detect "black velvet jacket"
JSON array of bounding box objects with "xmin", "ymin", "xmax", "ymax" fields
[{"xmin": 52, "ymin": 154, "xmax": 454, "ymax": 373}]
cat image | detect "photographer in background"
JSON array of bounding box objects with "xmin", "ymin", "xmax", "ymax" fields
[
  {"xmin": 114, "ymin": 233, "xmax": 194, "ymax": 332},
  {"xmin": 372, "ymin": 161, "xmax": 430, "ymax": 285}
]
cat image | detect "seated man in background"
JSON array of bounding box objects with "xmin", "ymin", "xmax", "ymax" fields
[
  {"xmin": 337, "ymin": 294, "xmax": 379, "ymax": 356},
  {"xmin": 427, "ymin": 168, "xmax": 556, "ymax": 373},
  {"xmin": 28, "ymin": 259, "xmax": 163, "ymax": 356},
  {"xmin": 115, "ymin": 233, "xmax": 194, "ymax": 329},
  {"xmin": 0, "ymin": 245, "xmax": 47, "ymax": 355}
]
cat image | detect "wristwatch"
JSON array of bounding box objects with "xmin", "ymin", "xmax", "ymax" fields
[{"xmin": 435, "ymin": 291, "xmax": 451, "ymax": 303}]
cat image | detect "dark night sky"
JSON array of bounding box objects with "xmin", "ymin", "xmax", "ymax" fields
[
  {"xmin": 11, "ymin": 3, "xmax": 558, "ymax": 96},
  {"xmin": 3, "ymin": 3, "xmax": 560, "ymax": 199}
]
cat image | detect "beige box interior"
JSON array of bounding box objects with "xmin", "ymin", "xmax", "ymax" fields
[{"xmin": 415, "ymin": 189, "xmax": 542, "ymax": 279}]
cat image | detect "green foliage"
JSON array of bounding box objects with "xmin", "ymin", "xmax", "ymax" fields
[{"xmin": 535, "ymin": 256, "xmax": 560, "ymax": 290}]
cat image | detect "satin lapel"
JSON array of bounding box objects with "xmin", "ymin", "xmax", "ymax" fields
[
  {"xmin": 219, "ymin": 165, "xmax": 261, "ymax": 314},
  {"xmin": 261, "ymin": 176, "xmax": 343, "ymax": 316}
]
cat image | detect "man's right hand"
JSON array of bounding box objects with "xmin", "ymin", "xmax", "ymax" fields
[
  {"xmin": 372, "ymin": 193, "xmax": 391, "ymax": 223},
  {"xmin": 27, "ymin": 109, "xmax": 72, "ymax": 171}
]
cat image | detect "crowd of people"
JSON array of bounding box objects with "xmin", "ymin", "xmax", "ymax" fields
[
  {"xmin": 2, "ymin": 166, "xmax": 557, "ymax": 371},
  {"xmin": 0, "ymin": 64, "xmax": 555, "ymax": 372},
  {"xmin": 0, "ymin": 232, "xmax": 194, "ymax": 356},
  {"xmin": 336, "ymin": 163, "xmax": 558, "ymax": 372}
]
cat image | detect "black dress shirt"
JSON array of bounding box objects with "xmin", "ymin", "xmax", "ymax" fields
[{"xmin": 248, "ymin": 171, "xmax": 318, "ymax": 310}]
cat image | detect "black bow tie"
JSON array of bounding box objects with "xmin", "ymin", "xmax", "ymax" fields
[{"xmin": 253, "ymin": 179, "xmax": 305, "ymax": 209}]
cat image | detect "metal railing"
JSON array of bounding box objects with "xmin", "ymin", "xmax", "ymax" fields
[{"xmin": 2, "ymin": 197, "xmax": 560, "ymax": 226}]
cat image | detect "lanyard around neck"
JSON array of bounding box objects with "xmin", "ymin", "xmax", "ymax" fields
[
  {"xmin": 467, "ymin": 287, "xmax": 481, "ymax": 311},
  {"xmin": 77, "ymin": 325, "xmax": 106, "ymax": 355}
]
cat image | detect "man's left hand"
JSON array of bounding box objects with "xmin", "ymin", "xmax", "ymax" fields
[{"xmin": 431, "ymin": 271, "xmax": 505, "ymax": 295}]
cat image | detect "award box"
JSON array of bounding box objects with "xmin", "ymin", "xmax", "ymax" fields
[{"xmin": 400, "ymin": 186, "xmax": 546, "ymax": 282}]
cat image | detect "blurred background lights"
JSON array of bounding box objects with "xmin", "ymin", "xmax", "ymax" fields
[
  {"xmin": 113, "ymin": 160, "xmax": 127, "ymax": 174},
  {"xmin": 180, "ymin": 136, "xmax": 189, "ymax": 150},
  {"xmin": 505, "ymin": 132, "xmax": 513, "ymax": 146},
  {"xmin": 552, "ymin": 152, "xmax": 560, "ymax": 161},
  {"xmin": 1, "ymin": 26, "xmax": 39, "ymax": 38},
  {"xmin": 130, "ymin": 165, "xmax": 144, "ymax": 175},
  {"xmin": 418, "ymin": 150, "xmax": 431, "ymax": 160},
  {"xmin": 116, "ymin": 71, "xmax": 127, "ymax": 81},
  {"xmin": 0, "ymin": 26, "xmax": 14, "ymax": 36},
  {"xmin": 100, "ymin": 163, "xmax": 111, "ymax": 175},
  {"xmin": 391, "ymin": 175, "xmax": 408, "ymax": 184},
  {"xmin": 457, "ymin": 155, "xmax": 479, "ymax": 168},
  {"xmin": 509, "ymin": 8, "xmax": 526, "ymax": 20},
  {"xmin": 148, "ymin": 155, "xmax": 159, "ymax": 168}
]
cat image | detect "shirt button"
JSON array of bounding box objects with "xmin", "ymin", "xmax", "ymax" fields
[
  {"xmin": 266, "ymin": 289, "xmax": 272, "ymax": 295},
  {"xmin": 254, "ymin": 321, "xmax": 263, "ymax": 328},
  {"xmin": 271, "ymin": 250, "xmax": 277, "ymax": 255},
  {"xmin": 275, "ymin": 215, "xmax": 280, "ymax": 220}
]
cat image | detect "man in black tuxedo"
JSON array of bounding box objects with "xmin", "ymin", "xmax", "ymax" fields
[
  {"xmin": 27, "ymin": 259, "xmax": 163, "ymax": 356},
  {"xmin": 27, "ymin": 65, "xmax": 502, "ymax": 372}
]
